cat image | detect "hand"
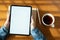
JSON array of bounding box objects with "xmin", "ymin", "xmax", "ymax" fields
[
  {"xmin": 4, "ymin": 13, "xmax": 10, "ymax": 30},
  {"xmin": 31, "ymin": 16, "xmax": 36, "ymax": 31}
]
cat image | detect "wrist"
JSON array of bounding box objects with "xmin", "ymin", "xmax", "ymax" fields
[{"xmin": 4, "ymin": 24, "xmax": 9, "ymax": 30}]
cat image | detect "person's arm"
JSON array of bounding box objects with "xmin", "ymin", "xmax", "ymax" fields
[
  {"xmin": 31, "ymin": 28, "xmax": 46, "ymax": 40},
  {"xmin": 31, "ymin": 16, "xmax": 46, "ymax": 40},
  {"xmin": 0, "ymin": 13, "xmax": 10, "ymax": 40}
]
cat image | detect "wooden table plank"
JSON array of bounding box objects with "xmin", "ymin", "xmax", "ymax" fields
[{"xmin": 0, "ymin": 0, "xmax": 60, "ymax": 40}]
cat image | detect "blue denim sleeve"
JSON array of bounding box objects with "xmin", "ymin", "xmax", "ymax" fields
[
  {"xmin": 0, "ymin": 26, "xmax": 8, "ymax": 40},
  {"xmin": 31, "ymin": 28, "xmax": 46, "ymax": 40}
]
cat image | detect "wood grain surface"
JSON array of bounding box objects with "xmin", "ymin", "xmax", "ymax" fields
[{"xmin": 0, "ymin": 0, "xmax": 60, "ymax": 40}]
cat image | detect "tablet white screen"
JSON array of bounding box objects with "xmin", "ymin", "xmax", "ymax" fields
[{"xmin": 9, "ymin": 6, "xmax": 31, "ymax": 35}]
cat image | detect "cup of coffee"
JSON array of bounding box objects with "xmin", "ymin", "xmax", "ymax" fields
[{"xmin": 42, "ymin": 13, "xmax": 55, "ymax": 27}]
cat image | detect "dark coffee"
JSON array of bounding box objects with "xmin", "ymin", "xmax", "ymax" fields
[{"xmin": 43, "ymin": 15, "xmax": 53, "ymax": 25}]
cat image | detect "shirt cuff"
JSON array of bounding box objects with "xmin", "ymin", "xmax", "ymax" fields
[
  {"xmin": 1, "ymin": 26, "xmax": 8, "ymax": 33},
  {"xmin": 31, "ymin": 28, "xmax": 46, "ymax": 40}
]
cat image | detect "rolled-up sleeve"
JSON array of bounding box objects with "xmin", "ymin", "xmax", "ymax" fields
[
  {"xmin": 31, "ymin": 28, "xmax": 46, "ymax": 40},
  {"xmin": 0, "ymin": 26, "xmax": 8, "ymax": 40}
]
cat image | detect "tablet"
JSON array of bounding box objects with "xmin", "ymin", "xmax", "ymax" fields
[{"xmin": 9, "ymin": 5, "xmax": 32, "ymax": 35}]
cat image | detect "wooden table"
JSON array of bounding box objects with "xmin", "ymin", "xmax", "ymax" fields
[{"xmin": 0, "ymin": 0, "xmax": 60, "ymax": 40}]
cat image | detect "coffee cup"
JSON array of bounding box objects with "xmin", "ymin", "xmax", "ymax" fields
[{"xmin": 42, "ymin": 13, "xmax": 55, "ymax": 27}]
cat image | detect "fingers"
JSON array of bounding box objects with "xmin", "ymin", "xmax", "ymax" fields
[
  {"xmin": 31, "ymin": 16, "xmax": 35, "ymax": 30},
  {"xmin": 31, "ymin": 16, "xmax": 34, "ymax": 25}
]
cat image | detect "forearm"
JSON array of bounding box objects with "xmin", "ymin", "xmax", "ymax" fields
[{"xmin": 31, "ymin": 27, "xmax": 46, "ymax": 40}]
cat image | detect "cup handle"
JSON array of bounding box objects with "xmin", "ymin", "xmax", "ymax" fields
[{"xmin": 51, "ymin": 24, "xmax": 55, "ymax": 28}]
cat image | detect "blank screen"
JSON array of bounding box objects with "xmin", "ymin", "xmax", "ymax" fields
[{"xmin": 9, "ymin": 5, "xmax": 31, "ymax": 35}]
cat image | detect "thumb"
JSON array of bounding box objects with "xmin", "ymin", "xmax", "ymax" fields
[{"xmin": 31, "ymin": 16, "xmax": 34, "ymax": 31}]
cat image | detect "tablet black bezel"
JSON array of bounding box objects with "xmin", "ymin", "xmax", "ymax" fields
[{"xmin": 9, "ymin": 5, "xmax": 32, "ymax": 36}]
